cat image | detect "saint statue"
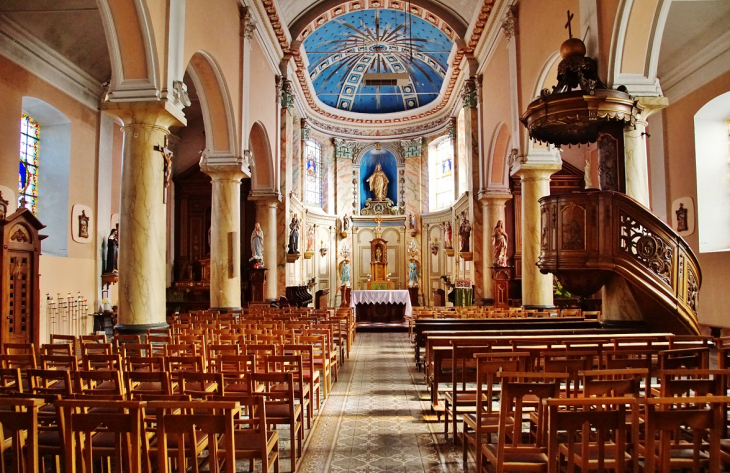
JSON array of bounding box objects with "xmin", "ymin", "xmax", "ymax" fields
[
  {"xmin": 306, "ymin": 225, "xmax": 315, "ymax": 251},
  {"xmin": 105, "ymin": 228, "xmax": 118, "ymax": 274},
  {"xmin": 408, "ymin": 260, "xmax": 418, "ymax": 287},
  {"xmin": 251, "ymin": 223, "xmax": 264, "ymax": 261},
  {"xmin": 676, "ymin": 203, "xmax": 688, "ymax": 232},
  {"xmin": 375, "ymin": 246, "xmax": 383, "ymax": 262},
  {"xmin": 459, "ymin": 217, "xmax": 472, "ymax": 252},
  {"xmin": 366, "ymin": 163, "xmax": 389, "ymax": 201},
  {"xmin": 408, "ymin": 213, "xmax": 416, "ymax": 231},
  {"xmin": 444, "ymin": 221, "xmax": 453, "ymax": 249},
  {"xmin": 342, "ymin": 214, "xmax": 350, "ymax": 232},
  {"xmin": 492, "ymin": 220, "xmax": 508, "ymax": 267},
  {"xmin": 341, "ymin": 260, "xmax": 351, "ymax": 286},
  {"xmin": 288, "ymin": 214, "xmax": 300, "ymax": 254}
]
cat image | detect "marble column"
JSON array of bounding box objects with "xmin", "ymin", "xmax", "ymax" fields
[
  {"xmin": 200, "ymin": 158, "xmax": 246, "ymax": 310},
  {"xmin": 104, "ymin": 102, "xmax": 185, "ymax": 333},
  {"xmin": 623, "ymin": 96, "xmax": 668, "ymax": 208},
  {"xmin": 461, "ymin": 75, "xmax": 485, "ymax": 299},
  {"xmin": 516, "ymin": 163, "xmax": 561, "ymax": 308},
  {"xmin": 254, "ymin": 198, "xmax": 280, "ymax": 301},
  {"xmin": 479, "ymin": 192, "xmax": 512, "ymax": 301}
]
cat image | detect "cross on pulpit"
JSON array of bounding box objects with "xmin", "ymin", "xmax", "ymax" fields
[
  {"xmin": 154, "ymin": 135, "xmax": 173, "ymax": 204},
  {"xmin": 565, "ymin": 10, "xmax": 574, "ymax": 39}
]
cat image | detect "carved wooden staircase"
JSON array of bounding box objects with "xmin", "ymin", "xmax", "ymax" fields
[{"xmin": 538, "ymin": 191, "xmax": 701, "ymax": 335}]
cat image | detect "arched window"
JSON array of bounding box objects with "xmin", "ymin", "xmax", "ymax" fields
[
  {"xmin": 18, "ymin": 113, "xmax": 39, "ymax": 214},
  {"xmin": 429, "ymin": 135, "xmax": 455, "ymax": 211},
  {"xmin": 304, "ymin": 138, "xmax": 325, "ymax": 208}
]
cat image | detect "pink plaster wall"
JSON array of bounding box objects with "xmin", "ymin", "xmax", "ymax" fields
[{"xmin": 661, "ymin": 69, "xmax": 730, "ymax": 328}]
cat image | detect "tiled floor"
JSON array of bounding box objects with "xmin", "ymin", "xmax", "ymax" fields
[{"xmin": 298, "ymin": 332, "xmax": 472, "ymax": 473}]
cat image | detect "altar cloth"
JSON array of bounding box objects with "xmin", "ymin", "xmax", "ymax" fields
[{"xmin": 350, "ymin": 289, "xmax": 412, "ymax": 319}]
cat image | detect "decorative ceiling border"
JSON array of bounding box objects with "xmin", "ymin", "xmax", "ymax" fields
[
  {"xmin": 260, "ymin": 0, "xmax": 496, "ymax": 133},
  {"xmin": 296, "ymin": 0, "xmax": 460, "ymax": 42}
]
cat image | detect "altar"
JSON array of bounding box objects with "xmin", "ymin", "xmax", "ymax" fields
[{"xmin": 350, "ymin": 289, "xmax": 412, "ymax": 324}]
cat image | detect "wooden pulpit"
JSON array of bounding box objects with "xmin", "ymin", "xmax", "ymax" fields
[{"xmin": 366, "ymin": 237, "xmax": 394, "ymax": 290}]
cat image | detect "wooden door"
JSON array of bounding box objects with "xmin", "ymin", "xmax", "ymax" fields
[{"xmin": 4, "ymin": 251, "xmax": 33, "ymax": 345}]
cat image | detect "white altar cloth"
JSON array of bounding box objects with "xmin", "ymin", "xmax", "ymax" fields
[{"xmin": 350, "ymin": 290, "xmax": 412, "ymax": 318}]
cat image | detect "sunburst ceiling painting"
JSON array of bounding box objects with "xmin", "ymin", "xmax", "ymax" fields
[{"xmin": 302, "ymin": 8, "xmax": 454, "ymax": 114}]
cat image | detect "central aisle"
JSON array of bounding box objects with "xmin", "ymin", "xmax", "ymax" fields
[{"xmin": 298, "ymin": 332, "xmax": 471, "ymax": 473}]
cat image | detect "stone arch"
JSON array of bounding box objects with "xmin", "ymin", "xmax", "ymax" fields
[
  {"xmin": 249, "ymin": 122, "xmax": 276, "ymax": 193},
  {"xmin": 97, "ymin": 0, "xmax": 160, "ymax": 100},
  {"xmin": 607, "ymin": 0, "xmax": 670, "ymax": 95},
  {"xmin": 487, "ymin": 122, "xmax": 511, "ymax": 189},
  {"xmin": 186, "ymin": 52, "xmax": 238, "ymax": 157}
]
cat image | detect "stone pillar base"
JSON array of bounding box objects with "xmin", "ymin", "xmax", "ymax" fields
[{"xmin": 114, "ymin": 322, "xmax": 170, "ymax": 336}]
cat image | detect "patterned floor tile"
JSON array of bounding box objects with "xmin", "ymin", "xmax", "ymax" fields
[{"xmin": 296, "ymin": 332, "xmax": 475, "ymax": 473}]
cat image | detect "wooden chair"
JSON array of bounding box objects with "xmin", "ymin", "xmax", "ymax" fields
[
  {"xmin": 209, "ymin": 394, "xmax": 280, "ymax": 473},
  {"xmin": 49, "ymin": 334, "xmax": 77, "ymax": 355},
  {"xmin": 40, "ymin": 343, "xmax": 73, "ymax": 357},
  {"xmin": 124, "ymin": 355, "xmax": 166, "ymax": 372},
  {"xmin": 283, "ymin": 344, "xmax": 321, "ymax": 413},
  {"xmin": 73, "ymin": 369, "xmax": 125, "ymax": 398},
  {"xmin": 125, "ymin": 370, "xmax": 172, "ymax": 397},
  {"xmin": 80, "ymin": 334, "xmax": 107, "ymax": 344},
  {"xmin": 250, "ymin": 372, "xmax": 303, "ymax": 472},
  {"xmin": 82, "ymin": 353, "xmax": 123, "ymax": 371},
  {"xmin": 545, "ymin": 397, "xmax": 634, "ymax": 473},
  {"xmin": 462, "ymin": 352, "xmax": 529, "ymax": 472},
  {"xmin": 118, "ymin": 342, "xmax": 153, "ymax": 359},
  {"xmin": 28, "ymin": 368, "xmax": 73, "ymax": 397},
  {"xmin": 56, "ymin": 399, "xmax": 147, "ymax": 473},
  {"xmin": 165, "ymin": 355, "xmax": 205, "ymax": 373},
  {"xmin": 541, "ymin": 350, "xmax": 596, "ymax": 398},
  {"xmin": 443, "ymin": 343, "xmax": 490, "ymax": 442},
  {"xmin": 658, "ymin": 347, "xmax": 709, "ymax": 370},
  {"xmin": 643, "ymin": 396, "xmax": 728, "ymax": 473},
  {"xmin": 0, "ymin": 367, "xmax": 23, "ymax": 395},
  {"xmin": 0, "ymin": 397, "xmax": 43, "ymax": 473},
  {"xmin": 177, "ymin": 371, "xmax": 224, "ymax": 399},
  {"xmin": 266, "ymin": 354, "xmax": 312, "ymax": 429},
  {"xmin": 148, "ymin": 400, "xmax": 237, "ymax": 473},
  {"xmin": 481, "ymin": 372, "xmax": 568, "ymax": 473},
  {"xmin": 299, "ymin": 335, "xmax": 332, "ymax": 399},
  {"xmin": 80, "ymin": 342, "xmax": 113, "ymax": 357},
  {"xmin": 215, "ymin": 354, "xmax": 256, "ymax": 394}
]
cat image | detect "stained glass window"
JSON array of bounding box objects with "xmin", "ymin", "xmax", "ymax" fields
[
  {"xmin": 304, "ymin": 139, "xmax": 324, "ymax": 208},
  {"xmin": 18, "ymin": 113, "xmax": 39, "ymax": 214},
  {"xmin": 430, "ymin": 136, "xmax": 455, "ymax": 211}
]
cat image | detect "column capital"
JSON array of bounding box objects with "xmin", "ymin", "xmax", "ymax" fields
[
  {"xmin": 199, "ymin": 154, "xmax": 249, "ymax": 180},
  {"xmin": 102, "ymin": 100, "xmax": 186, "ymax": 129},
  {"xmin": 249, "ymin": 192, "xmax": 282, "ymax": 205},
  {"xmin": 513, "ymin": 162, "xmax": 562, "ymax": 181},
  {"xmin": 635, "ymin": 96, "xmax": 669, "ymax": 123},
  {"xmin": 478, "ymin": 191, "xmax": 513, "ymax": 205}
]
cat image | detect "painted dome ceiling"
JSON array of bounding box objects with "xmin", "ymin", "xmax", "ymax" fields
[{"xmin": 302, "ymin": 8, "xmax": 454, "ymax": 114}]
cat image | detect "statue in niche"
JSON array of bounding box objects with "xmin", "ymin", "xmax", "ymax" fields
[
  {"xmin": 340, "ymin": 260, "xmax": 351, "ymax": 286},
  {"xmin": 375, "ymin": 246, "xmax": 383, "ymax": 262},
  {"xmin": 459, "ymin": 216, "xmax": 472, "ymax": 252},
  {"xmin": 105, "ymin": 228, "xmax": 119, "ymax": 274},
  {"xmin": 492, "ymin": 220, "xmax": 508, "ymax": 267},
  {"xmin": 251, "ymin": 223, "xmax": 264, "ymax": 262},
  {"xmin": 408, "ymin": 260, "xmax": 418, "ymax": 287},
  {"xmin": 444, "ymin": 221, "xmax": 453, "ymax": 249},
  {"xmin": 78, "ymin": 210, "xmax": 90, "ymax": 239},
  {"xmin": 408, "ymin": 213, "xmax": 416, "ymax": 231},
  {"xmin": 288, "ymin": 214, "xmax": 300, "ymax": 254},
  {"xmin": 676, "ymin": 203, "xmax": 688, "ymax": 233},
  {"xmin": 306, "ymin": 225, "xmax": 315, "ymax": 251},
  {"xmin": 366, "ymin": 163, "xmax": 389, "ymax": 201}
]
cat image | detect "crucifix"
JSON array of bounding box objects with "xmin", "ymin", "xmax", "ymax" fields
[
  {"xmin": 565, "ymin": 10, "xmax": 574, "ymax": 39},
  {"xmin": 154, "ymin": 135, "xmax": 173, "ymax": 204}
]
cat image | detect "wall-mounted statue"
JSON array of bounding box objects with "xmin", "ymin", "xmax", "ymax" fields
[
  {"xmin": 105, "ymin": 228, "xmax": 118, "ymax": 274},
  {"xmin": 288, "ymin": 214, "xmax": 300, "ymax": 254},
  {"xmin": 342, "ymin": 213, "xmax": 350, "ymax": 232},
  {"xmin": 251, "ymin": 223, "xmax": 264, "ymax": 262},
  {"xmin": 459, "ymin": 216, "xmax": 472, "ymax": 252},
  {"xmin": 0, "ymin": 191, "xmax": 8, "ymax": 220},
  {"xmin": 340, "ymin": 260, "xmax": 351, "ymax": 286},
  {"xmin": 408, "ymin": 213, "xmax": 416, "ymax": 231},
  {"xmin": 408, "ymin": 260, "xmax": 418, "ymax": 287},
  {"xmin": 306, "ymin": 225, "xmax": 315, "ymax": 251},
  {"xmin": 492, "ymin": 220, "xmax": 508, "ymax": 267},
  {"xmin": 444, "ymin": 221, "xmax": 453, "ymax": 249},
  {"xmin": 366, "ymin": 163, "xmax": 389, "ymax": 201}
]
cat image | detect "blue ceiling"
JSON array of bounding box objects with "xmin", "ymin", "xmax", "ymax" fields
[{"xmin": 303, "ymin": 9, "xmax": 453, "ymax": 114}]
